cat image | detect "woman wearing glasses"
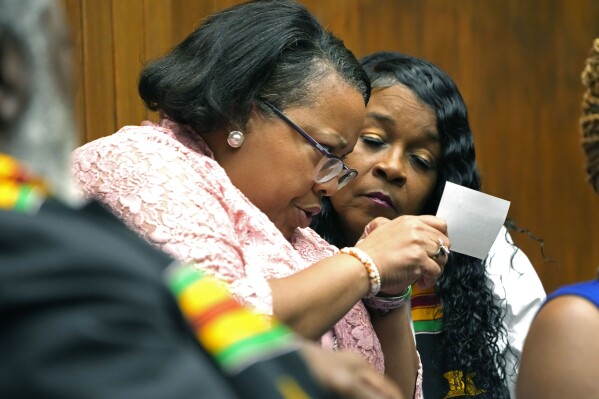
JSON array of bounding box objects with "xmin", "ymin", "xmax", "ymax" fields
[{"xmin": 71, "ymin": 1, "xmax": 449, "ymax": 397}]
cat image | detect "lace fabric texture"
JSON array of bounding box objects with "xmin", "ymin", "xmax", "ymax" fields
[{"xmin": 71, "ymin": 119, "xmax": 391, "ymax": 374}]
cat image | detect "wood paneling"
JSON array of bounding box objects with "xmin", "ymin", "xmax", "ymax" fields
[
  {"xmin": 62, "ymin": 0, "xmax": 85, "ymax": 145},
  {"xmin": 62, "ymin": 0, "xmax": 599, "ymax": 293},
  {"xmin": 112, "ymin": 0, "xmax": 146, "ymax": 128},
  {"xmin": 80, "ymin": 0, "xmax": 116, "ymax": 141}
]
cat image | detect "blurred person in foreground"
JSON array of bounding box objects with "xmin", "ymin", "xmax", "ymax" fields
[
  {"xmin": 0, "ymin": 1, "xmax": 402, "ymax": 398},
  {"xmin": 516, "ymin": 38, "xmax": 599, "ymax": 398}
]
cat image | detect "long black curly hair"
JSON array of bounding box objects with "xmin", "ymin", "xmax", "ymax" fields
[{"xmin": 312, "ymin": 51, "xmax": 512, "ymax": 398}]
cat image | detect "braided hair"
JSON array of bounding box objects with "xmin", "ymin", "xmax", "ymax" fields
[{"xmin": 580, "ymin": 38, "xmax": 599, "ymax": 194}]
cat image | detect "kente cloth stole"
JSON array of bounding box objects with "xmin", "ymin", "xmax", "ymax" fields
[
  {"xmin": 0, "ymin": 153, "xmax": 48, "ymax": 213},
  {"xmin": 165, "ymin": 264, "xmax": 297, "ymax": 374},
  {"xmin": 411, "ymin": 284, "xmax": 444, "ymax": 333}
]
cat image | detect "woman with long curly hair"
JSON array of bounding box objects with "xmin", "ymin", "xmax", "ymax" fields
[{"xmin": 311, "ymin": 51, "xmax": 545, "ymax": 398}]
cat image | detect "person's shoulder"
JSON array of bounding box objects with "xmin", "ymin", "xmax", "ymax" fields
[
  {"xmin": 0, "ymin": 198, "xmax": 74, "ymax": 237},
  {"xmin": 517, "ymin": 286, "xmax": 599, "ymax": 398},
  {"xmin": 71, "ymin": 120, "xmax": 216, "ymax": 180},
  {"xmin": 547, "ymin": 279, "xmax": 599, "ymax": 309},
  {"xmin": 73, "ymin": 122, "xmax": 172, "ymax": 154},
  {"xmin": 0, "ymin": 198, "xmax": 172, "ymax": 273},
  {"xmin": 529, "ymin": 291, "xmax": 599, "ymax": 358},
  {"xmin": 539, "ymin": 293, "xmax": 599, "ymax": 324},
  {"xmin": 534, "ymin": 279, "xmax": 599, "ymax": 339}
]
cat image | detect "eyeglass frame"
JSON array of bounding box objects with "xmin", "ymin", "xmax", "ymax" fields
[{"xmin": 262, "ymin": 100, "xmax": 358, "ymax": 189}]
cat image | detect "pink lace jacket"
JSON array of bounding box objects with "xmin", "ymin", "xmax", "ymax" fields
[{"xmin": 71, "ymin": 119, "xmax": 422, "ymax": 396}]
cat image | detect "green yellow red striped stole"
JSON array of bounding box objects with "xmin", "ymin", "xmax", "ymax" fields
[
  {"xmin": 0, "ymin": 153, "xmax": 48, "ymax": 213},
  {"xmin": 165, "ymin": 264, "xmax": 297, "ymax": 374},
  {"xmin": 411, "ymin": 284, "xmax": 443, "ymax": 333}
]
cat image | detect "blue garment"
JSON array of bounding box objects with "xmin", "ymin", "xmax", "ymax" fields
[{"xmin": 546, "ymin": 279, "xmax": 599, "ymax": 308}]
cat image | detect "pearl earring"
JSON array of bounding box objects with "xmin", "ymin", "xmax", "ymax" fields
[{"xmin": 227, "ymin": 130, "xmax": 245, "ymax": 148}]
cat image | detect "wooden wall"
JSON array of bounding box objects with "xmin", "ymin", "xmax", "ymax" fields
[{"xmin": 63, "ymin": 0, "xmax": 599, "ymax": 293}]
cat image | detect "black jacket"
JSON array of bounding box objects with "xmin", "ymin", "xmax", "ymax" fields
[{"xmin": 0, "ymin": 199, "xmax": 330, "ymax": 398}]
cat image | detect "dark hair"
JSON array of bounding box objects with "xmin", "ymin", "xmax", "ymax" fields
[
  {"xmin": 361, "ymin": 52, "xmax": 481, "ymax": 214},
  {"xmin": 312, "ymin": 51, "xmax": 511, "ymax": 398},
  {"xmin": 138, "ymin": 0, "xmax": 370, "ymax": 134}
]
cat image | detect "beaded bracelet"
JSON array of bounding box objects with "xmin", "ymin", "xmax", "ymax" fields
[
  {"xmin": 339, "ymin": 247, "xmax": 381, "ymax": 297},
  {"xmin": 362, "ymin": 285, "xmax": 412, "ymax": 314}
]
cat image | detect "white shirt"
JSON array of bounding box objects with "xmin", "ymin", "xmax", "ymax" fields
[{"xmin": 485, "ymin": 226, "xmax": 546, "ymax": 398}]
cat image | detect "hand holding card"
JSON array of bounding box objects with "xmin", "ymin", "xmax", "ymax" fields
[{"xmin": 435, "ymin": 182, "xmax": 510, "ymax": 259}]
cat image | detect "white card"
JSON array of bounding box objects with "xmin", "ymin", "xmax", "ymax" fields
[{"xmin": 435, "ymin": 182, "xmax": 510, "ymax": 259}]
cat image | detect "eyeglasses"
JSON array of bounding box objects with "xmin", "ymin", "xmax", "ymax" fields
[{"xmin": 263, "ymin": 101, "xmax": 358, "ymax": 190}]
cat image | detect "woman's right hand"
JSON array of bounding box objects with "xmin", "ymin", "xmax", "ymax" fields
[{"xmin": 354, "ymin": 215, "xmax": 449, "ymax": 295}]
